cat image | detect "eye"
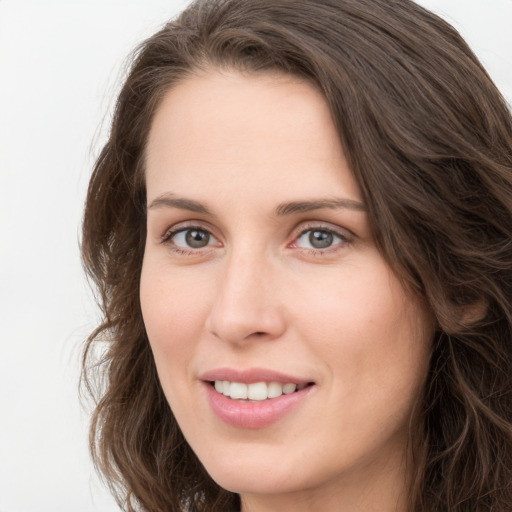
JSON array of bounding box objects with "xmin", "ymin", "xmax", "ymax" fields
[
  {"xmin": 163, "ymin": 227, "xmax": 218, "ymax": 250},
  {"xmin": 294, "ymin": 228, "xmax": 349, "ymax": 251}
]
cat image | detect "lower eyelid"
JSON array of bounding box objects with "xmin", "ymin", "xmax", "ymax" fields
[
  {"xmin": 160, "ymin": 224, "xmax": 350, "ymax": 253},
  {"xmin": 161, "ymin": 226, "xmax": 222, "ymax": 253}
]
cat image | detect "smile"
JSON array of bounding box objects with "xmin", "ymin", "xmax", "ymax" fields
[
  {"xmin": 200, "ymin": 370, "xmax": 316, "ymax": 429},
  {"xmin": 213, "ymin": 380, "xmax": 309, "ymax": 401}
]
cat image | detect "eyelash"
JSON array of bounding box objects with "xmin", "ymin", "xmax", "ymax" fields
[
  {"xmin": 292, "ymin": 223, "xmax": 352, "ymax": 255},
  {"xmin": 161, "ymin": 224, "xmax": 217, "ymax": 256},
  {"xmin": 160, "ymin": 223, "xmax": 353, "ymax": 256}
]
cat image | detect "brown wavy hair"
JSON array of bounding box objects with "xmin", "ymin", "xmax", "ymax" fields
[{"xmin": 81, "ymin": 0, "xmax": 512, "ymax": 510}]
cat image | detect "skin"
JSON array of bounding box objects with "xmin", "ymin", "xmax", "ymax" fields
[{"xmin": 140, "ymin": 69, "xmax": 435, "ymax": 512}]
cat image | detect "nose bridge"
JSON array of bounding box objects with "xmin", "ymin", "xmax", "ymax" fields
[{"xmin": 207, "ymin": 242, "xmax": 285, "ymax": 344}]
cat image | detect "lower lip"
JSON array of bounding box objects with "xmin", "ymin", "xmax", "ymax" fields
[{"xmin": 203, "ymin": 382, "xmax": 314, "ymax": 429}]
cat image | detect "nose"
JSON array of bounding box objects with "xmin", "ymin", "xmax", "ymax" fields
[{"xmin": 205, "ymin": 248, "xmax": 286, "ymax": 346}]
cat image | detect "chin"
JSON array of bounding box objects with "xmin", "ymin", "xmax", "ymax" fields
[
  {"xmin": 199, "ymin": 449, "xmax": 306, "ymax": 495},
  {"xmin": 210, "ymin": 469, "xmax": 302, "ymax": 497}
]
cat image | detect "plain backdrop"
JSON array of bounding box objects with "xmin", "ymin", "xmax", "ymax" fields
[{"xmin": 0, "ymin": 1, "xmax": 511, "ymax": 511}]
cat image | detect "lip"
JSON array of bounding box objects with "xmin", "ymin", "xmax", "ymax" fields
[
  {"xmin": 200, "ymin": 367, "xmax": 315, "ymax": 429},
  {"xmin": 199, "ymin": 367, "xmax": 313, "ymax": 385}
]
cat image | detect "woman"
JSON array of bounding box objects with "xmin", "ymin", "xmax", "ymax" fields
[{"xmin": 81, "ymin": 0, "xmax": 512, "ymax": 510}]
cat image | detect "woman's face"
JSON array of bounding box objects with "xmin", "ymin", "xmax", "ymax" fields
[{"xmin": 141, "ymin": 70, "xmax": 435, "ymax": 510}]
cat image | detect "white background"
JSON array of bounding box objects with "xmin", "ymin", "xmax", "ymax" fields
[{"xmin": 0, "ymin": 1, "xmax": 511, "ymax": 511}]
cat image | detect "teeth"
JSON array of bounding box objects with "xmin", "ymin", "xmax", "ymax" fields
[
  {"xmin": 213, "ymin": 381, "xmax": 306, "ymax": 401},
  {"xmin": 248, "ymin": 382, "xmax": 267, "ymax": 400},
  {"xmin": 282, "ymin": 383, "xmax": 297, "ymax": 394},
  {"xmin": 229, "ymin": 382, "xmax": 248, "ymax": 399},
  {"xmin": 267, "ymin": 382, "xmax": 283, "ymax": 399}
]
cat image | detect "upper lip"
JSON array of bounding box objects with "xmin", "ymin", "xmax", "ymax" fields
[{"xmin": 199, "ymin": 367, "xmax": 313, "ymax": 385}]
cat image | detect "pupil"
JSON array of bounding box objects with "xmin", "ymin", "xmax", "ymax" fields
[
  {"xmin": 185, "ymin": 230, "xmax": 210, "ymax": 248},
  {"xmin": 309, "ymin": 230, "xmax": 332, "ymax": 249}
]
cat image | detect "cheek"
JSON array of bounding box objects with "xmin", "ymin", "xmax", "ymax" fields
[
  {"xmin": 291, "ymin": 261, "xmax": 399, "ymax": 343},
  {"xmin": 293, "ymin": 258, "xmax": 433, "ymax": 395},
  {"xmin": 139, "ymin": 258, "xmax": 211, "ymax": 365}
]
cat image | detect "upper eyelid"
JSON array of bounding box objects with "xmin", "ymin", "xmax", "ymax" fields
[
  {"xmin": 292, "ymin": 228, "xmax": 350, "ymax": 248},
  {"xmin": 158, "ymin": 220, "xmax": 353, "ymax": 247},
  {"xmin": 161, "ymin": 221, "xmax": 218, "ymax": 240},
  {"xmin": 296, "ymin": 227, "xmax": 347, "ymax": 240},
  {"xmin": 161, "ymin": 226, "xmax": 221, "ymax": 253},
  {"xmin": 292, "ymin": 221, "xmax": 354, "ymax": 239}
]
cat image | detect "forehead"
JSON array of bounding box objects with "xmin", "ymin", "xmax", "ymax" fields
[{"xmin": 145, "ymin": 69, "xmax": 361, "ymax": 205}]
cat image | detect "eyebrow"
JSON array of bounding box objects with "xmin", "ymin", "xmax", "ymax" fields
[
  {"xmin": 275, "ymin": 198, "xmax": 367, "ymax": 215},
  {"xmin": 147, "ymin": 194, "xmax": 212, "ymax": 215},
  {"xmin": 147, "ymin": 193, "xmax": 366, "ymax": 216}
]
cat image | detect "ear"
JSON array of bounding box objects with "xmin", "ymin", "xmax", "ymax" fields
[
  {"xmin": 433, "ymin": 296, "xmax": 488, "ymax": 334},
  {"xmin": 459, "ymin": 298, "xmax": 488, "ymax": 326}
]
